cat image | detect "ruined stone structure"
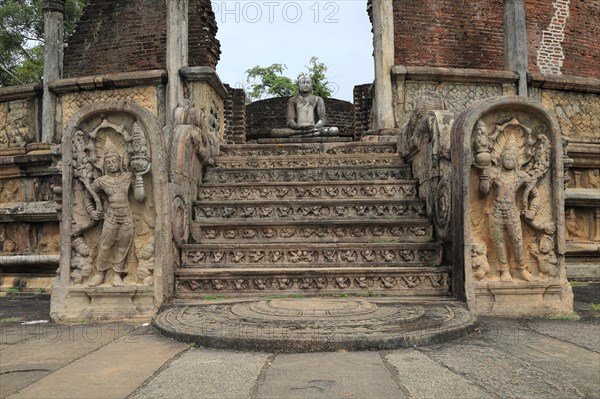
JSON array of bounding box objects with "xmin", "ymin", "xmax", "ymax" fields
[{"xmin": 0, "ymin": 0, "xmax": 598, "ymax": 327}]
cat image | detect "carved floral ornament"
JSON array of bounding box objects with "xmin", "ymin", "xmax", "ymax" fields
[
  {"xmin": 470, "ymin": 116, "xmax": 560, "ymax": 282},
  {"xmin": 68, "ymin": 114, "xmax": 155, "ymax": 287}
]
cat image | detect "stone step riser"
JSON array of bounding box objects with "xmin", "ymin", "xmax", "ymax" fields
[
  {"xmin": 175, "ymin": 268, "xmax": 451, "ymax": 297},
  {"xmin": 214, "ymin": 155, "xmax": 403, "ymax": 169},
  {"xmin": 218, "ymin": 143, "xmax": 398, "ymax": 158},
  {"xmin": 182, "ymin": 244, "xmax": 441, "ymax": 268},
  {"xmin": 193, "ymin": 201, "xmax": 427, "ymax": 222},
  {"xmin": 197, "ymin": 182, "xmax": 418, "ymax": 202},
  {"xmin": 189, "ymin": 223, "xmax": 434, "ymax": 244},
  {"xmin": 203, "ymin": 167, "xmax": 412, "ymax": 184}
]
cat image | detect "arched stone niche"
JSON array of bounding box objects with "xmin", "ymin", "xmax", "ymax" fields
[
  {"xmin": 451, "ymin": 96, "xmax": 573, "ymax": 316},
  {"xmin": 51, "ymin": 101, "xmax": 170, "ymax": 321}
]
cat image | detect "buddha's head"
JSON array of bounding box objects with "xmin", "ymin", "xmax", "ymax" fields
[{"xmin": 297, "ymin": 76, "xmax": 313, "ymax": 94}]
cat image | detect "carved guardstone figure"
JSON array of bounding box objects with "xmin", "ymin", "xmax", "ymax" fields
[
  {"xmin": 478, "ymin": 141, "xmax": 539, "ymax": 282},
  {"xmin": 87, "ymin": 141, "xmax": 147, "ymax": 287},
  {"xmin": 271, "ymin": 76, "xmax": 339, "ymax": 138}
]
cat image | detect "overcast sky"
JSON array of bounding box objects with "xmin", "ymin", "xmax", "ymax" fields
[{"xmin": 211, "ymin": 0, "xmax": 374, "ymax": 101}]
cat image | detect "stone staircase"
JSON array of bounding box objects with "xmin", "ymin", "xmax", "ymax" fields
[{"xmin": 175, "ymin": 141, "xmax": 451, "ymax": 299}]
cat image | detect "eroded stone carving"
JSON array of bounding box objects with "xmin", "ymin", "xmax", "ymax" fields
[
  {"xmin": 474, "ymin": 118, "xmax": 553, "ymax": 282},
  {"xmin": 0, "ymin": 100, "xmax": 35, "ymax": 149},
  {"xmin": 271, "ymin": 76, "xmax": 339, "ymax": 138},
  {"xmin": 68, "ymin": 115, "xmax": 153, "ymax": 287},
  {"xmin": 455, "ymin": 96, "xmax": 573, "ymax": 316}
]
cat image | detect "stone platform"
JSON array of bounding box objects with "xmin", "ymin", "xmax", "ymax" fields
[{"xmin": 154, "ymin": 297, "xmax": 477, "ymax": 352}]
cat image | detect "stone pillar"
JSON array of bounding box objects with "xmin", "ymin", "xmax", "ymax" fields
[
  {"xmin": 594, "ymin": 208, "xmax": 600, "ymax": 241},
  {"xmin": 372, "ymin": 0, "xmax": 395, "ymax": 129},
  {"xmin": 503, "ymin": 0, "xmax": 528, "ymax": 96},
  {"xmin": 41, "ymin": 0, "xmax": 65, "ymax": 143},
  {"xmin": 166, "ymin": 0, "xmax": 189, "ymax": 126}
]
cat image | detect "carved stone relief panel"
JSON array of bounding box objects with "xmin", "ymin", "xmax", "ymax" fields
[
  {"xmin": 0, "ymin": 179, "xmax": 24, "ymax": 203},
  {"xmin": 0, "ymin": 99, "xmax": 36, "ymax": 149},
  {"xmin": 566, "ymin": 207, "xmax": 596, "ymax": 242},
  {"xmin": 453, "ymin": 96, "xmax": 573, "ymax": 316},
  {"xmin": 541, "ymin": 90, "xmax": 600, "ymax": 138},
  {"xmin": 470, "ymin": 115, "xmax": 558, "ymax": 282},
  {"xmin": 566, "ymin": 168, "xmax": 600, "ymax": 189},
  {"xmin": 0, "ymin": 222, "xmax": 59, "ymax": 255},
  {"xmin": 67, "ymin": 112, "xmax": 155, "ymax": 287},
  {"xmin": 61, "ymin": 87, "xmax": 158, "ymax": 133},
  {"xmin": 404, "ymin": 82, "xmax": 502, "ymax": 124}
]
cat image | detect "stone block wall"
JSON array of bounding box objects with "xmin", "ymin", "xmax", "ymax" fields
[
  {"xmin": 63, "ymin": 0, "xmax": 220, "ymax": 78},
  {"xmin": 534, "ymin": 77, "xmax": 600, "ymax": 279},
  {"xmin": 246, "ymin": 97, "xmax": 354, "ymax": 141},
  {"xmin": 0, "ymin": 85, "xmax": 60, "ymax": 291},
  {"xmin": 223, "ymin": 85, "xmax": 246, "ymax": 144}
]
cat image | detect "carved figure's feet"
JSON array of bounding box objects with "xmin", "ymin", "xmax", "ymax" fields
[
  {"xmin": 112, "ymin": 274, "xmax": 125, "ymax": 287},
  {"xmin": 500, "ymin": 270, "xmax": 512, "ymax": 282},
  {"xmin": 519, "ymin": 269, "xmax": 535, "ymax": 282},
  {"xmin": 87, "ymin": 272, "xmax": 104, "ymax": 287}
]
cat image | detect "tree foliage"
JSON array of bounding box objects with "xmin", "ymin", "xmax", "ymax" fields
[
  {"xmin": 0, "ymin": 0, "xmax": 87, "ymax": 87},
  {"xmin": 245, "ymin": 56, "xmax": 334, "ymax": 102}
]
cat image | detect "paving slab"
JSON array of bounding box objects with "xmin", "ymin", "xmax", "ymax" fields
[
  {"xmin": 385, "ymin": 349, "xmax": 493, "ymax": 398},
  {"xmin": 1, "ymin": 324, "xmax": 136, "ymax": 398},
  {"xmin": 129, "ymin": 348, "xmax": 269, "ymax": 399},
  {"xmin": 423, "ymin": 342, "xmax": 587, "ymax": 398},
  {"xmin": 8, "ymin": 334, "xmax": 186, "ymax": 399},
  {"xmin": 0, "ymin": 324, "xmax": 41, "ymax": 346},
  {"xmin": 476, "ymin": 318, "xmax": 600, "ymax": 398},
  {"xmin": 255, "ymin": 351, "xmax": 405, "ymax": 399},
  {"xmin": 526, "ymin": 319, "xmax": 600, "ymax": 353}
]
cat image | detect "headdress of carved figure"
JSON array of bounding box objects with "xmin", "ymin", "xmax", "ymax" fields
[{"xmin": 103, "ymin": 138, "xmax": 124, "ymax": 173}]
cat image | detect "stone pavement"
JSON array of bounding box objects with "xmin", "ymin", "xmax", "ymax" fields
[{"xmin": 1, "ymin": 284, "xmax": 599, "ymax": 399}]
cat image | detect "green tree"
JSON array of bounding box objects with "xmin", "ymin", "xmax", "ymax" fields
[
  {"xmin": 245, "ymin": 56, "xmax": 334, "ymax": 102},
  {"xmin": 0, "ymin": 0, "xmax": 87, "ymax": 87}
]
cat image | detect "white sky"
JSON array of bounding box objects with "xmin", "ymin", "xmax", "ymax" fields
[{"xmin": 211, "ymin": 0, "xmax": 374, "ymax": 101}]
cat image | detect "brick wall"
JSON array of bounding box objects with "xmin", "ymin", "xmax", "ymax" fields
[
  {"xmin": 246, "ymin": 97, "xmax": 354, "ymax": 141},
  {"xmin": 353, "ymin": 83, "xmax": 372, "ymax": 134},
  {"xmin": 393, "ymin": 0, "xmax": 504, "ymax": 70},
  {"xmin": 223, "ymin": 85, "xmax": 246, "ymax": 144},
  {"xmin": 64, "ymin": 0, "xmax": 220, "ymax": 78},
  {"xmin": 526, "ymin": 0, "xmax": 600, "ymax": 78}
]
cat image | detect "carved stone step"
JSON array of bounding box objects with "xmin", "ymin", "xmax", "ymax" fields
[
  {"xmin": 193, "ymin": 199, "xmax": 427, "ymax": 222},
  {"xmin": 218, "ymin": 142, "xmax": 398, "ymax": 158},
  {"xmin": 181, "ymin": 242, "xmax": 442, "ymax": 268},
  {"xmin": 189, "ymin": 219, "xmax": 434, "ymax": 244},
  {"xmin": 197, "ymin": 181, "xmax": 418, "ymax": 201},
  {"xmin": 175, "ymin": 266, "xmax": 451, "ymax": 297},
  {"xmin": 215, "ymin": 153, "xmax": 403, "ymax": 169},
  {"xmin": 203, "ymin": 166, "xmax": 413, "ymax": 184}
]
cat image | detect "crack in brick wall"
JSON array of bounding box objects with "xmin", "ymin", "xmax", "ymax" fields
[{"xmin": 536, "ymin": 0, "xmax": 570, "ymax": 75}]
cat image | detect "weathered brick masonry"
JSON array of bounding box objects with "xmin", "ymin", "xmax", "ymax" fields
[
  {"xmin": 393, "ymin": 0, "xmax": 598, "ymax": 79},
  {"xmin": 63, "ymin": 0, "xmax": 220, "ymax": 78},
  {"xmin": 526, "ymin": 0, "xmax": 599, "ymax": 78},
  {"xmin": 223, "ymin": 85, "xmax": 246, "ymax": 144},
  {"xmin": 393, "ymin": 0, "xmax": 505, "ymax": 69}
]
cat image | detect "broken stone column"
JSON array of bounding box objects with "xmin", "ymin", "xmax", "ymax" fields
[
  {"xmin": 503, "ymin": 0, "xmax": 528, "ymax": 96},
  {"xmin": 42, "ymin": 0, "xmax": 65, "ymax": 144},
  {"xmin": 371, "ymin": 0, "xmax": 395, "ymax": 129},
  {"xmin": 166, "ymin": 0, "xmax": 189, "ymax": 126},
  {"xmin": 452, "ymin": 96, "xmax": 573, "ymax": 316}
]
